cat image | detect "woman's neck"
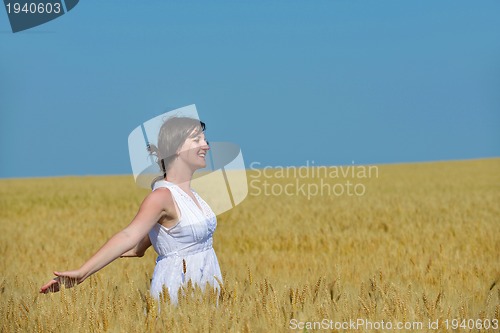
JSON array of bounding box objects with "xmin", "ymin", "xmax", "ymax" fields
[{"xmin": 165, "ymin": 167, "xmax": 194, "ymax": 192}]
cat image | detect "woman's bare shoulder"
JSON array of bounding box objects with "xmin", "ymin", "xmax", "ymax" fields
[{"xmin": 147, "ymin": 187, "xmax": 177, "ymax": 218}]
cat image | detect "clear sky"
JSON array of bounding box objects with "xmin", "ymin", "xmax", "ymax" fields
[{"xmin": 1, "ymin": 0, "xmax": 499, "ymax": 178}]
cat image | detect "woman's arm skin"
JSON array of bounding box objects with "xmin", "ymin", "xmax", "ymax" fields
[
  {"xmin": 40, "ymin": 188, "xmax": 176, "ymax": 293},
  {"xmin": 120, "ymin": 234, "xmax": 152, "ymax": 258}
]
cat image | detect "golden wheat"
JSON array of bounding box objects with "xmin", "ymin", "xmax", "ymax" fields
[{"xmin": 0, "ymin": 159, "xmax": 499, "ymax": 332}]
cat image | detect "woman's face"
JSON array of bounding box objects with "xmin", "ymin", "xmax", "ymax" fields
[{"xmin": 177, "ymin": 129, "xmax": 210, "ymax": 170}]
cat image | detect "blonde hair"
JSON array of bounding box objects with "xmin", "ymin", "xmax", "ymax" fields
[{"xmin": 148, "ymin": 117, "xmax": 206, "ymax": 188}]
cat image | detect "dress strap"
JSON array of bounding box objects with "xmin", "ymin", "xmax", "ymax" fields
[{"xmin": 152, "ymin": 180, "xmax": 175, "ymax": 191}]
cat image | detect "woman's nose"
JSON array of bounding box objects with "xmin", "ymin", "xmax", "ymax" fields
[{"xmin": 202, "ymin": 140, "xmax": 210, "ymax": 150}]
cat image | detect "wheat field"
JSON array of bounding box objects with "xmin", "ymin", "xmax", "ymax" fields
[{"xmin": 1, "ymin": 158, "xmax": 499, "ymax": 332}]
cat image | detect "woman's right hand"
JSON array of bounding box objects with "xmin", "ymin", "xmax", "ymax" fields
[
  {"xmin": 40, "ymin": 189, "xmax": 172, "ymax": 294},
  {"xmin": 39, "ymin": 270, "xmax": 83, "ymax": 294}
]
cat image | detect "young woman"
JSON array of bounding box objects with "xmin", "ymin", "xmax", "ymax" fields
[{"xmin": 40, "ymin": 117, "xmax": 222, "ymax": 305}]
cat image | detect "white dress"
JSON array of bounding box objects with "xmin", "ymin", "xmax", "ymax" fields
[{"xmin": 148, "ymin": 180, "xmax": 222, "ymax": 305}]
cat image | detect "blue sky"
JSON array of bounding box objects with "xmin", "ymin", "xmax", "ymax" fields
[{"xmin": 1, "ymin": 0, "xmax": 499, "ymax": 178}]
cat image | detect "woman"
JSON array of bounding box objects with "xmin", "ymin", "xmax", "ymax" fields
[{"xmin": 40, "ymin": 117, "xmax": 223, "ymax": 305}]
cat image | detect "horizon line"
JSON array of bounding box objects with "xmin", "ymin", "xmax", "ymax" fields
[{"xmin": 1, "ymin": 157, "xmax": 498, "ymax": 181}]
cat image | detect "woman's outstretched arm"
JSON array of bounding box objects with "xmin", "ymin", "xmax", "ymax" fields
[
  {"xmin": 40, "ymin": 189, "xmax": 173, "ymax": 293},
  {"xmin": 120, "ymin": 234, "xmax": 152, "ymax": 258}
]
